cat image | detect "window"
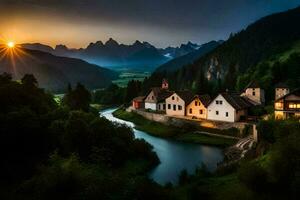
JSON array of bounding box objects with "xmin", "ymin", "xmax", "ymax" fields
[
  {"xmin": 178, "ymin": 105, "xmax": 182, "ymax": 110},
  {"xmin": 168, "ymin": 104, "xmax": 171, "ymax": 109},
  {"xmin": 199, "ymin": 110, "xmax": 203, "ymax": 114},
  {"xmin": 252, "ymin": 91, "xmax": 256, "ymax": 96},
  {"xmin": 216, "ymin": 100, "xmax": 219, "ymax": 104},
  {"xmin": 195, "ymin": 101, "xmax": 197, "ymax": 106},
  {"xmin": 172, "ymin": 96, "xmax": 175, "ymax": 100},
  {"xmin": 158, "ymin": 105, "xmax": 161, "ymax": 110},
  {"xmin": 163, "ymin": 104, "xmax": 166, "ymax": 110},
  {"xmin": 176, "ymin": 97, "xmax": 179, "ymax": 101},
  {"xmin": 189, "ymin": 108, "xmax": 192, "ymax": 114},
  {"xmin": 173, "ymin": 105, "xmax": 176, "ymax": 111},
  {"xmin": 152, "ymin": 96, "xmax": 154, "ymax": 100},
  {"xmin": 289, "ymin": 103, "xmax": 300, "ymax": 109},
  {"xmin": 226, "ymin": 112, "xmax": 229, "ymax": 117},
  {"xmin": 219, "ymin": 101, "xmax": 223, "ymax": 105},
  {"xmin": 216, "ymin": 111, "xmax": 219, "ymax": 115}
]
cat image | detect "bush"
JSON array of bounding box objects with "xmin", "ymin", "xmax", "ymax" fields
[{"xmin": 238, "ymin": 162, "xmax": 269, "ymax": 193}]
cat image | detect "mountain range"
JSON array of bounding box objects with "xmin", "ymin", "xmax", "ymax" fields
[
  {"xmin": 0, "ymin": 47, "xmax": 118, "ymax": 92},
  {"xmin": 21, "ymin": 39, "xmax": 202, "ymax": 71}
]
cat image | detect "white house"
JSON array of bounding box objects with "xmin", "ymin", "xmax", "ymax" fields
[
  {"xmin": 166, "ymin": 91, "xmax": 194, "ymax": 116},
  {"xmin": 207, "ymin": 93, "xmax": 252, "ymax": 122}
]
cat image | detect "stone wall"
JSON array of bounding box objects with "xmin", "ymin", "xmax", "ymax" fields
[{"xmin": 132, "ymin": 109, "xmax": 249, "ymax": 132}]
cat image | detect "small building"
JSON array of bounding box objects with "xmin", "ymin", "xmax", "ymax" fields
[
  {"xmin": 241, "ymin": 81, "xmax": 265, "ymax": 105},
  {"xmin": 144, "ymin": 79, "xmax": 173, "ymax": 112},
  {"xmin": 186, "ymin": 95, "xmax": 211, "ymax": 119},
  {"xmin": 207, "ymin": 92, "xmax": 252, "ymax": 122},
  {"xmin": 275, "ymin": 83, "xmax": 290, "ymax": 100},
  {"xmin": 144, "ymin": 87, "xmax": 173, "ymax": 111},
  {"xmin": 274, "ymin": 88, "xmax": 300, "ymax": 119},
  {"xmin": 132, "ymin": 96, "xmax": 145, "ymax": 110},
  {"xmin": 166, "ymin": 91, "xmax": 194, "ymax": 116}
]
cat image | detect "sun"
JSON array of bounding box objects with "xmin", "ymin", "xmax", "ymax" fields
[{"xmin": 7, "ymin": 41, "xmax": 15, "ymax": 48}]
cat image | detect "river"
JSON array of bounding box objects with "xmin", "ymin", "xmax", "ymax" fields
[{"xmin": 100, "ymin": 108, "xmax": 224, "ymax": 185}]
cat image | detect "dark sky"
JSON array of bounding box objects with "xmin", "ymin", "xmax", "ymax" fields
[{"xmin": 0, "ymin": 0, "xmax": 300, "ymax": 48}]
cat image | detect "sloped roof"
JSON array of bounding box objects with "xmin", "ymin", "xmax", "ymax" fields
[
  {"xmin": 275, "ymin": 88, "xmax": 300, "ymax": 102},
  {"xmin": 221, "ymin": 92, "xmax": 253, "ymax": 110},
  {"xmin": 157, "ymin": 90, "xmax": 174, "ymax": 102},
  {"xmin": 145, "ymin": 87, "xmax": 173, "ymax": 103},
  {"xmin": 133, "ymin": 96, "xmax": 145, "ymax": 102},
  {"xmin": 197, "ymin": 94, "xmax": 211, "ymax": 107},
  {"xmin": 244, "ymin": 81, "xmax": 260, "ymax": 90},
  {"xmin": 176, "ymin": 90, "xmax": 194, "ymax": 104},
  {"xmin": 275, "ymin": 82, "xmax": 289, "ymax": 89}
]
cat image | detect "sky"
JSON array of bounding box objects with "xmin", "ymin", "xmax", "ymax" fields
[{"xmin": 0, "ymin": 0, "xmax": 300, "ymax": 48}]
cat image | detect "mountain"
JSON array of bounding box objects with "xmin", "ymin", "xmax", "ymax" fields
[
  {"xmin": 20, "ymin": 39, "xmax": 201, "ymax": 71},
  {"xmin": 156, "ymin": 40, "xmax": 223, "ymax": 72},
  {"xmin": 145, "ymin": 6, "xmax": 300, "ymax": 101},
  {"xmin": 0, "ymin": 47, "xmax": 118, "ymax": 92}
]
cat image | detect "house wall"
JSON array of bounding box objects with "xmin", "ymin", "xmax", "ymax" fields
[
  {"xmin": 207, "ymin": 94, "xmax": 236, "ymax": 122},
  {"xmin": 275, "ymin": 88, "xmax": 289, "ymax": 100},
  {"xmin": 144, "ymin": 90, "xmax": 157, "ymax": 110},
  {"xmin": 145, "ymin": 102, "xmax": 157, "ymax": 110},
  {"xmin": 186, "ymin": 98, "xmax": 207, "ymax": 119},
  {"xmin": 235, "ymin": 109, "xmax": 247, "ymax": 121},
  {"xmin": 157, "ymin": 102, "xmax": 166, "ymax": 112},
  {"xmin": 166, "ymin": 93, "xmax": 185, "ymax": 116},
  {"xmin": 243, "ymin": 88, "xmax": 265, "ymax": 105}
]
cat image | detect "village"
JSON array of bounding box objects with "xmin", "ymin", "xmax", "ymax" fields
[{"xmin": 131, "ymin": 79, "xmax": 300, "ymax": 123}]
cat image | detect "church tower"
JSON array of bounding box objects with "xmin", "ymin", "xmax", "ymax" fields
[
  {"xmin": 275, "ymin": 83, "xmax": 289, "ymax": 100},
  {"xmin": 162, "ymin": 79, "xmax": 169, "ymax": 90}
]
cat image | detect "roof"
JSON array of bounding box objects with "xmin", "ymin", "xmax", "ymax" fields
[
  {"xmin": 220, "ymin": 92, "xmax": 253, "ymax": 110},
  {"xmin": 145, "ymin": 87, "xmax": 173, "ymax": 103},
  {"xmin": 244, "ymin": 81, "xmax": 260, "ymax": 90},
  {"xmin": 176, "ymin": 90, "xmax": 194, "ymax": 104},
  {"xmin": 189, "ymin": 94, "xmax": 211, "ymax": 107},
  {"xmin": 195, "ymin": 94, "xmax": 211, "ymax": 107},
  {"xmin": 133, "ymin": 96, "xmax": 145, "ymax": 102},
  {"xmin": 275, "ymin": 82, "xmax": 289, "ymax": 89},
  {"xmin": 275, "ymin": 88, "xmax": 300, "ymax": 102}
]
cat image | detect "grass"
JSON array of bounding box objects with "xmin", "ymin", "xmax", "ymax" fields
[
  {"xmin": 113, "ymin": 108, "xmax": 237, "ymax": 147},
  {"xmin": 112, "ymin": 71, "xmax": 150, "ymax": 87}
]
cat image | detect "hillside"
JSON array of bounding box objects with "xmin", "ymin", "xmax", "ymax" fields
[
  {"xmin": 145, "ymin": 6, "xmax": 300, "ymax": 98},
  {"xmin": 0, "ymin": 47, "xmax": 118, "ymax": 92},
  {"xmin": 155, "ymin": 40, "xmax": 222, "ymax": 73}
]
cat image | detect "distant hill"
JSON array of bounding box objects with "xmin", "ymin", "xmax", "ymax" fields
[
  {"xmin": 145, "ymin": 6, "xmax": 300, "ymax": 99},
  {"xmin": 0, "ymin": 47, "xmax": 118, "ymax": 92},
  {"xmin": 20, "ymin": 39, "xmax": 202, "ymax": 71},
  {"xmin": 155, "ymin": 40, "xmax": 222, "ymax": 73}
]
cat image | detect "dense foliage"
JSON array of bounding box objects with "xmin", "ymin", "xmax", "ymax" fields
[
  {"xmin": 93, "ymin": 80, "xmax": 143, "ymax": 105},
  {"xmin": 0, "ymin": 73, "xmax": 165, "ymax": 199}
]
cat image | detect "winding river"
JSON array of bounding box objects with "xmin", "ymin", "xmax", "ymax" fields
[{"xmin": 100, "ymin": 108, "xmax": 224, "ymax": 185}]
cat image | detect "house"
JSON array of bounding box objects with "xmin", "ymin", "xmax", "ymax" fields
[
  {"xmin": 274, "ymin": 88, "xmax": 300, "ymax": 119},
  {"xmin": 132, "ymin": 96, "xmax": 145, "ymax": 110},
  {"xmin": 241, "ymin": 81, "xmax": 265, "ymax": 105},
  {"xmin": 166, "ymin": 91, "xmax": 194, "ymax": 116},
  {"xmin": 275, "ymin": 83, "xmax": 290, "ymax": 100},
  {"xmin": 186, "ymin": 95, "xmax": 211, "ymax": 119},
  {"xmin": 207, "ymin": 92, "xmax": 252, "ymax": 122},
  {"xmin": 144, "ymin": 79, "xmax": 173, "ymax": 111}
]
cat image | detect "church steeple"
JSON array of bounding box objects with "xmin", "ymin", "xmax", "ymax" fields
[{"xmin": 162, "ymin": 79, "xmax": 169, "ymax": 90}]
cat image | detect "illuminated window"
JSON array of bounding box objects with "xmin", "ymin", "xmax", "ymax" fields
[
  {"xmin": 275, "ymin": 102, "xmax": 283, "ymax": 109},
  {"xmin": 289, "ymin": 103, "xmax": 300, "ymax": 109}
]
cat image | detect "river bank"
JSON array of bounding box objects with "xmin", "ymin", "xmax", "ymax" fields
[{"xmin": 113, "ymin": 108, "xmax": 237, "ymax": 148}]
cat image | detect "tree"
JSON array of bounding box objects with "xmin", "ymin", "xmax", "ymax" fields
[
  {"xmin": 21, "ymin": 74, "xmax": 38, "ymax": 88},
  {"xmin": 63, "ymin": 83, "xmax": 91, "ymax": 112}
]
